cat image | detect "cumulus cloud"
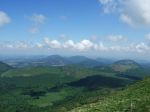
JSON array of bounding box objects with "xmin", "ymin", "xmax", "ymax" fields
[
  {"xmin": 107, "ymin": 34, "xmax": 127, "ymax": 42},
  {"xmin": 63, "ymin": 40, "xmax": 75, "ymax": 49},
  {"xmin": 135, "ymin": 42, "xmax": 150, "ymax": 53},
  {"xmin": 44, "ymin": 38, "xmax": 62, "ymax": 49},
  {"xmin": 75, "ymin": 40, "xmax": 95, "ymax": 51},
  {"xmin": 99, "ymin": 0, "xmax": 150, "ymax": 27},
  {"xmin": 43, "ymin": 38, "xmax": 105, "ymax": 51},
  {"xmin": 1, "ymin": 38, "xmax": 150, "ymax": 54},
  {"xmin": 36, "ymin": 43, "xmax": 44, "ymax": 48},
  {"xmin": 42, "ymin": 37, "xmax": 150, "ymax": 53},
  {"xmin": 28, "ymin": 14, "xmax": 46, "ymax": 34},
  {"xmin": 0, "ymin": 11, "xmax": 11, "ymax": 27},
  {"xmin": 120, "ymin": 0, "xmax": 150, "ymax": 27}
]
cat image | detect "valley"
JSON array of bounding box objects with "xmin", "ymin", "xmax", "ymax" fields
[{"xmin": 0, "ymin": 55, "xmax": 150, "ymax": 112}]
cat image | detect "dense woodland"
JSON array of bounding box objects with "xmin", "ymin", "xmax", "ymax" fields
[{"xmin": 0, "ymin": 55, "xmax": 150, "ymax": 112}]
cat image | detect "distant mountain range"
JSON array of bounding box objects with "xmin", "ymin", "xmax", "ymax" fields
[
  {"xmin": 1, "ymin": 56, "xmax": 149, "ymax": 81},
  {"xmin": 1, "ymin": 55, "xmax": 115, "ymax": 68},
  {"xmin": 0, "ymin": 55, "xmax": 145, "ymax": 73},
  {"xmin": 40, "ymin": 55, "xmax": 113, "ymax": 67}
]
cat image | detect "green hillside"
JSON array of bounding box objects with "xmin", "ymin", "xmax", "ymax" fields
[
  {"xmin": 111, "ymin": 60, "xmax": 140, "ymax": 72},
  {"xmin": 1, "ymin": 65, "xmax": 116, "ymax": 79},
  {"xmin": 70, "ymin": 77, "xmax": 150, "ymax": 112},
  {"xmin": 0, "ymin": 62, "xmax": 12, "ymax": 75},
  {"xmin": 0, "ymin": 61, "xmax": 149, "ymax": 112},
  {"xmin": 0, "ymin": 65, "xmax": 132, "ymax": 112}
]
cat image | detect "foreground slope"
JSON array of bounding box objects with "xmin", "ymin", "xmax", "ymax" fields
[{"xmin": 70, "ymin": 77, "xmax": 150, "ymax": 112}]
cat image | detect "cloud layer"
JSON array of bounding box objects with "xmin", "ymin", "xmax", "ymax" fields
[{"xmin": 0, "ymin": 37, "xmax": 150, "ymax": 54}]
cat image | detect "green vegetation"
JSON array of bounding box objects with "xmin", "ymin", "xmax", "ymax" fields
[
  {"xmin": 0, "ymin": 62, "xmax": 12, "ymax": 74},
  {"xmin": 70, "ymin": 77, "xmax": 150, "ymax": 112},
  {"xmin": 111, "ymin": 59, "xmax": 140, "ymax": 72},
  {"xmin": 0, "ymin": 59, "xmax": 150, "ymax": 112},
  {"xmin": 1, "ymin": 65, "xmax": 117, "ymax": 79}
]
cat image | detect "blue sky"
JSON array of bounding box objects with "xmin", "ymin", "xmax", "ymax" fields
[{"xmin": 0, "ymin": 0, "xmax": 150, "ymax": 59}]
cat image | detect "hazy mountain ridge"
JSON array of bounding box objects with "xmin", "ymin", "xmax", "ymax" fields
[
  {"xmin": 2, "ymin": 55, "xmax": 142, "ymax": 69},
  {"xmin": 1, "ymin": 56, "xmax": 150, "ymax": 80},
  {"xmin": 2, "ymin": 55, "xmax": 106, "ymax": 68}
]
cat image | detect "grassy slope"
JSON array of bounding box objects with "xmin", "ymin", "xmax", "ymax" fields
[{"xmin": 70, "ymin": 77, "xmax": 150, "ymax": 112}]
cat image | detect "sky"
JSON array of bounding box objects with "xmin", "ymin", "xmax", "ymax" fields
[{"xmin": 0, "ymin": 0, "xmax": 150, "ymax": 59}]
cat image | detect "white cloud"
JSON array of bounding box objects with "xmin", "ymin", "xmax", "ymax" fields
[
  {"xmin": 145, "ymin": 33, "xmax": 150, "ymax": 40},
  {"xmin": 43, "ymin": 38, "xmax": 103, "ymax": 51},
  {"xmin": 0, "ymin": 41, "xmax": 31, "ymax": 49},
  {"xmin": 121, "ymin": 0, "xmax": 150, "ymax": 27},
  {"xmin": 120, "ymin": 14, "xmax": 134, "ymax": 27},
  {"xmin": 0, "ymin": 11, "xmax": 11, "ymax": 27},
  {"xmin": 99, "ymin": 0, "xmax": 150, "ymax": 27},
  {"xmin": 107, "ymin": 34, "xmax": 127, "ymax": 42},
  {"xmin": 135, "ymin": 42, "xmax": 150, "ymax": 53},
  {"xmin": 96, "ymin": 42, "xmax": 108, "ymax": 51},
  {"xmin": 30, "ymin": 14, "xmax": 46, "ymax": 24},
  {"xmin": 121, "ymin": 42, "xmax": 150, "ymax": 53},
  {"xmin": 76, "ymin": 40, "xmax": 94, "ymax": 51},
  {"xmin": 44, "ymin": 38, "xmax": 62, "ymax": 49},
  {"xmin": 15, "ymin": 42, "xmax": 28, "ymax": 49},
  {"xmin": 43, "ymin": 38, "xmax": 150, "ymax": 53},
  {"xmin": 1, "ymin": 38, "xmax": 150, "ymax": 54},
  {"xmin": 99, "ymin": 0, "xmax": 118, "ymax": 13},
  {"xmin": 36, "ymin": 43, "xmax": 44, "ymax": 48},
  {"xmin": 28, "ymin": 14, "xmax": 46, "ymax": 34},
  {"xmin": 63, "ymin": 40, "xmax": 75, "ymax": 48}
]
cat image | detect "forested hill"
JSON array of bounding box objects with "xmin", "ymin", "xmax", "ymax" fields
[
  {"xmin": 70, "ymin": 77, "xmax": 150, "ymax": 112},
  {"xmin": 0, "ymin": 62, "xmax": 12, "ymax": 74}
]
